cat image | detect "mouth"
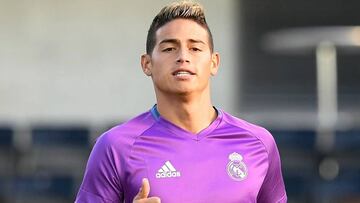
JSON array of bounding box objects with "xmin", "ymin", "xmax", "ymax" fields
[{"xmin": 172, "ymin": 70, "xmax": 196, "ymax": 76}]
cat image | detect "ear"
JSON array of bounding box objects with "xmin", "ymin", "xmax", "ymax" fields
[
  {"xmin": 141, "ymin": 54, "xmax": 152, "ymax": 76},
  {"xmin": 210, "ymin": 52, "xmax": 220, "ymax": 76}
]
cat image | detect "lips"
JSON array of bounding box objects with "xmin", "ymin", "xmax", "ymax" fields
[{"xmin": 172, "ymin": 69, "xmax": 195, "ymax": 76}]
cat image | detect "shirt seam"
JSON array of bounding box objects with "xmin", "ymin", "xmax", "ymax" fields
[
  {"xmin": 125, "ymin": 116, "xmax": 158, "ymax": 177},
  {"xmin": 79, "ymin": 187, "xmax": 117, "ymax": 203},
  {"xmin": 222, "ymin": 119, "xmax": 271, "ymax": 188},
  {"xmin": 277, "ymin": 192, "xmax": 287, "ymax": 202},
  {"xmin": 128, "ymin": 116, "xmax": 158, "ymax": 153},
  {"xmin": 222, "ymin": 119, "xmax": 270, "ymax": 158}
]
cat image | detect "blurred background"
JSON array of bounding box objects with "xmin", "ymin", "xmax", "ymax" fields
[{"xmin": 0, "ymin": 0, "xmax": 359, "ymax": 202}]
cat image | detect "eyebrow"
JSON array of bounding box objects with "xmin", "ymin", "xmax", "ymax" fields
[
  {"xmin": 188, "ymin": 39, "xmax": 206, "ymax": 44},
  {"xmin": 159, "ymin": 38, "xmax": 206, "ymax": 45}
]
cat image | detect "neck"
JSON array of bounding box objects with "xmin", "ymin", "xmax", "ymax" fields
[{"xmin": 155, "ymin": 90, "xmax": 217, "ymax": 134}]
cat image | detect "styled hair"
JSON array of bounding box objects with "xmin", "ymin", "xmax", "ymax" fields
[{"xmin": 146, "ymin": 1, "xmax": 214, "ymax": 54}]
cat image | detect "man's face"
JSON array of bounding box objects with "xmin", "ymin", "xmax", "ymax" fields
[{"xmin": 141, "ymin": 18, "xmax": 219, "ymax": 96}]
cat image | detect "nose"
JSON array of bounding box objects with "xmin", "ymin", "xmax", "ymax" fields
[{"xmin": 176, "ymin": 48, "xmax": 190, "ymax": 64}]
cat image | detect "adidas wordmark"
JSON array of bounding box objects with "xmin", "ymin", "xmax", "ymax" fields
[{"xmin": 156, "ymin": 161, "xmax": 181, "ymax": 179}]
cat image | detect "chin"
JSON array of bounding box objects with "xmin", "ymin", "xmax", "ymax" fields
[
  {"xmin": 170, "ymin": 88, "xmax": 193, "ymax": 95},
  {"xmin": 164, "ymin": 88, "xmax": 195, "ymax": 96},
  {"xmin": 156, "ymin": 84, "xmax": 206, "ymax": 96}
]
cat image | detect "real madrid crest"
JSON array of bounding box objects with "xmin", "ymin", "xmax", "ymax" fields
[{"xmin": 227, "ymin": 152, "xmax": 248, "ymax": 181}]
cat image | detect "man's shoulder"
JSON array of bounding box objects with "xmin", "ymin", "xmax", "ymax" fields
[
  {"xmin": 95, "ymin": 111, "xmax": 156, "ymax": 148},
  {"xmin": 221, "ymin": 110, "xmax": 267, "ymax": 133},
  {"xmin": 220, "ymin": 110, "xmax": 276, "ymax": 151}
]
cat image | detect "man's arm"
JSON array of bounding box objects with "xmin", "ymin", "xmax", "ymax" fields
[
  {"xmin": 257, "ymin": 130, "xmax": 287, "ymax": 203},
  {"xmin": 75, "ymin": 133, "xmax": 123, "ymax": 202}
]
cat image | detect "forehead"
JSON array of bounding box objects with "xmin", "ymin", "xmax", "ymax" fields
[{"xmin": 155, "ymin": 19, "xmax": 210, "ymax": 45}]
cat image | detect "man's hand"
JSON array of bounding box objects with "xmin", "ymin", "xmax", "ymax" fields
[{"xmin": 133, "ymin": 178, "xmax": 161, "ymax": 203}]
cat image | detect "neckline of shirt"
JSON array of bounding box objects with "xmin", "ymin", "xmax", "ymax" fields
[{"xmin": 149, "ymin": 104, "xmax": 223, "ymax": 141}]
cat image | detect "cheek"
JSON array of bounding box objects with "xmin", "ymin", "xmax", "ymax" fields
[
  {"xmin": 151, "ymin": 55, "xmax": 172, "ymax": 71},
  {"xmin": 198, "ymin": 58, "xmax": 213, "ymax": 74},
  {"xmin": 150, "ymin": 63, "xmax": 169, "ymax": 82}
]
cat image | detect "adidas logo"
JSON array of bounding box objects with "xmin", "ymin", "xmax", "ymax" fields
[{"xmin": 155, "ymin": 161, "xmax": 181, "ymax": 179}]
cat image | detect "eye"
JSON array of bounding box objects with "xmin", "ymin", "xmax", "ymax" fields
[
  {"xmin": 162, "ymin": 47, "xmax": 176, "ymax": 52},
  {"xmin": 190, "ymin": 47, "xmax": 202, "ymax": 52}
]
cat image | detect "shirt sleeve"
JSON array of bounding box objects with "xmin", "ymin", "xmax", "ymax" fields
[
  {"xmin": 75, "ymin": 133, "xmax": 123, "ymax": 203},
  {"xmin": 257, "ymin": 130, "xmax": 287, "ymax": 203}
]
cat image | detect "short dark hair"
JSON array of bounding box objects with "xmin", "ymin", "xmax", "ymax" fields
[{"xmin": 146, "ymin": 1, "xmax": 214, "ymax": 54}]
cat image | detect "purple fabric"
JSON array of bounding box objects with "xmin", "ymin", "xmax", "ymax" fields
[{"xmin": 75, "ymin": 108, "xmax": 287, "ymax": 203}]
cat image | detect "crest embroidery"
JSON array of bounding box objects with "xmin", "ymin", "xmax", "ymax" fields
[{"xmin": 227, "ymin": 152, "xmax": 248, "ymax": 181}]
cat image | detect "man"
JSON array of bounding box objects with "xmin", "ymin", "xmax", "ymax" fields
[{"xmin": 75, "ymin": 1, "xmax": 287, "ymax": 202}]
